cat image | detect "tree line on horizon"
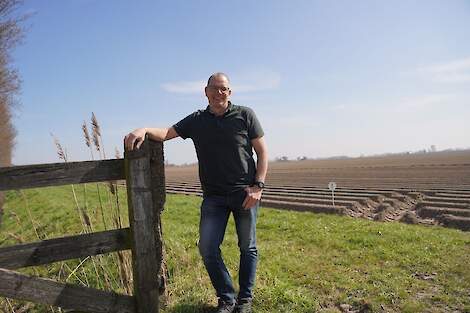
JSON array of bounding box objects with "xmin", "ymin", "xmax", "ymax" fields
[{"xmin": 0, "ymin": 0, "xmax": 23, "ymax": 222}]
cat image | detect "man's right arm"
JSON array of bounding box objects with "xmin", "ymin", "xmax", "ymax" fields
[{"xmin": 124, "ymin": 127, "xmax": 179, "ymax": 151}]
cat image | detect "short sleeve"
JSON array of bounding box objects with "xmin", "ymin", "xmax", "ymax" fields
[
  {"xmin": 245, "ymin": 108, "xmax": 264, "ymax": 139},
  {"xmin": 173, "ymin": 112, "xmax": 197, "ymax": 140}
]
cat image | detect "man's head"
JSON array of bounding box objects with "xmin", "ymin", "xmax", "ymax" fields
[{"xmin": 205, "ymin": 72, "xmax": 232, "ymax": 112}]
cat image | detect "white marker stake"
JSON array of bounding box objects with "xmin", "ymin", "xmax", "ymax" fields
[{"xmin": 328, "ymin": 182, "xmax": 337, "ymax": 208}]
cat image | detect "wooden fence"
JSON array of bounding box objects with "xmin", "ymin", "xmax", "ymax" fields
[{"xmin": 0, "ymin": 139, "xmax": 165, "ymax": 313}]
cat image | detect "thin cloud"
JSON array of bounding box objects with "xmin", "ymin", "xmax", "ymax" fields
[
  {"xmin": 398, "ymin": 94, "xmax": 455, "ymax": 109},
  {"xmin": 161, "ymin": 81, "xmax": 205, "ymax": 94},
  {"xmin": 330, "ymin": 104, "xmax": 347, "ymax": 111},
  {"xmin": 232, "ymin": 70, "xmax": 281, "ymax": 92},
  {"xmin": 161, "ymin": 70, "xmax": 281, "ymax": 94},
  {"xmin": 384, "ymin": 93, "xmax": 470, "ymax": 115},
  {"xmin": 419, "ymin": 57, "xmax": 470, "ymax": 83}
]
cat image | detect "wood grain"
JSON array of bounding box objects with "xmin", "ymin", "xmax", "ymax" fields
[
  {"xmin": 0, "ymin": 228, "xmax": 131, "ymax": 269},
  {"xmin": 0, "ymin": 159, "xmax": 124, "ymax": 191},
  {"xmin": 125, "ymin": 138, "xmax": 164, "ymax": 313},
  {"xmin": 0, "ymin": 268, "xmax": 135, "ymax": 313}
]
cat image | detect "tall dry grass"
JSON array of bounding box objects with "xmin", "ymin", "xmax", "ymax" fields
[
  {"xmin": 1, "ymin": 114, "xmax": 134, "ymax": 312},
  {"xmin": 82, "ymin": 113, "xmax": 133, "ymax": 294},
  {"xmin": 49, "ymin": 113, "xmax": 134, "ymax": 296}
]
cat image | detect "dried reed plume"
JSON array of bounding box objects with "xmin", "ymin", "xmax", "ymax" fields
[
  {"xmin": 82, "ymin": 120, "xmax": 96, "ymax": 161},
  {"xmin": 91, "ymin": 112, "xmax": 101, "ymax": 137},
  {"xmin": 86, "ymin": 113, "xmax": 108, "ymax": 229},
  {"xmin": 50, "ymin": 133, "xmax": 68, "ymax": 162},
  {"xmin": 92, "ymin": 126, "xmax": 100, "ymax": 152},
  {"xmin": 82, "ymin": 120, "xmax": 91, "ymax": 147},
  {"xmin": 91, "ymin": 112, "xmax": 107, "ymax": 158},
  {"xmin": 91, "ymin": 112, "xmax": 101, "ymax": 153}
]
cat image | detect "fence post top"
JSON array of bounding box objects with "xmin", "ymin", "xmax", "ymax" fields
[{"xmin": 124, "ymin": 136, "xmax": 162, "ymax": 160}]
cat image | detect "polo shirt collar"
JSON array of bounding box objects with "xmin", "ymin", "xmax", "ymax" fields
[{"xmin": 205, "ymin": 101, "xmax": 234, "ymax": 116}]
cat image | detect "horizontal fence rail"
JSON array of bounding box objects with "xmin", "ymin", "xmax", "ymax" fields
[
  {"xmin": 0, "ymin": 268, "xmax": 135, "ymax": 313},
  {"xmin": 0, "ymin": 159, "xmax": 124, "ymax": 191},
  {"xmin": 0, "ymin": 228, "xmax": 131, "ymax": 269}
]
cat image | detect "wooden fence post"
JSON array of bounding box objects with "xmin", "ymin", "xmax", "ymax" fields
[
  {"xmin": 124, "ymin": 138, "xmax": 165, "ymax": 313},
  {"xmin": 148, "ymin": 138, "xmax": 166, "ymax": 295}
]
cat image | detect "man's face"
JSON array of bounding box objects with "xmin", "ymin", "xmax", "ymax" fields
[{"xmin": 205, "ymin": 75, "xmax": 232, "ymax": 110}]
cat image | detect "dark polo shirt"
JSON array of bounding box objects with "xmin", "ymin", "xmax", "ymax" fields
[{"xmin": 173, "ymin": 102, "xmax": 264, "ymax": 196}]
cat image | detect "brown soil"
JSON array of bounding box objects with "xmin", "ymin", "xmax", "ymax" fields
[{"xmin": 164, "ymin": 150, "xmax": 470, "ymax": 231}]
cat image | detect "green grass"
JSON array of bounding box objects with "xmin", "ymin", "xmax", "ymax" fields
[{"xmin": 1, "ymin": 186, "xmax": 470, "ymax": 312}]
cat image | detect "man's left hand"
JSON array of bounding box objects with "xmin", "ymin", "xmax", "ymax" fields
[{"xmin": 242, "ymin": 186, "xmax": 262, "ymax": 209}]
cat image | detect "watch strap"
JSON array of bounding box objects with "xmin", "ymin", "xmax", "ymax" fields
[{"xmin": 253, "ymin": 181, "xmax": 265, "ymax": 189}]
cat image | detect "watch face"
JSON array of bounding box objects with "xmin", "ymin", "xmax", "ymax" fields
[{"xmin": 256, "ymin": 181, "xmax": 265, "ymax": 188}]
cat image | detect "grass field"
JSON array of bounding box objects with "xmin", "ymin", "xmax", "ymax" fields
[{"xmin": 1, "ymin": 185, "xmax": 470, "ymax": 313}]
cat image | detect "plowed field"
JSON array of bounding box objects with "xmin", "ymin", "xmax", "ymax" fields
[{"xmin": 165, "ymin": 150, "xmax": 470, "ymax": 231}]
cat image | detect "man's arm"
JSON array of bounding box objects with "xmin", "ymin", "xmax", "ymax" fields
[
  {"xmin": 242, "ymin": 136, "xmax": 268, "ymax": 209},
  {"xmin": 252, "ymin": 136, "xmax": 268, "ymax": 183},
  {"xmin": 124, "ymin": 127, "xmax": 179, "ymax": 151}
]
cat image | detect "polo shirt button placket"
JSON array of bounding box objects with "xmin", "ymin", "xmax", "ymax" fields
[{"xmin": 216, "ymin": 117, "xmax": 223, "ymax": 129}]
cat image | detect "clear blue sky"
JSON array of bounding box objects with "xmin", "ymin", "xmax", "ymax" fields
[{"xmin": 11, "ymin": 0, "xmax": 470, "ymax": 165}]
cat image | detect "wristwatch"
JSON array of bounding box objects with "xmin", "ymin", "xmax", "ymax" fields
[{"xmin": 253, "ymin": 181, "xmax": 265, "ymax": 189}]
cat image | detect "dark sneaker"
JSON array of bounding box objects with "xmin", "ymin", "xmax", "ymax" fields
[
  {"xmin": 235, "ymin": 298, "xmax": 252, "ymax": 313},
  {"xmin": 216, "ymin": 299, "xmax": 236, "ymax": 313}
]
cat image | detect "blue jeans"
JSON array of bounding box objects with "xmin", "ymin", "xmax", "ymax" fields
[{"xmin": 198, "ymin": 190, "xmax": 258, "ymax": 303}]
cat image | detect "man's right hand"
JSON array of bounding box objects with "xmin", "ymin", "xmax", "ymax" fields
[{"xmin": 124, "ymin": 128, "xmax": 147, "ymax": 151}]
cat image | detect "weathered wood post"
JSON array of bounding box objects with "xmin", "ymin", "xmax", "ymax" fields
[{"xmin": 124, "ymin": 137, "xmax": 165, "ymax": 313}]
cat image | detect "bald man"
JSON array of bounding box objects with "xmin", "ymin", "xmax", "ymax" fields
[{"xmin": 125, "ymin": 73, "xmax": 268, "ymax": 313}]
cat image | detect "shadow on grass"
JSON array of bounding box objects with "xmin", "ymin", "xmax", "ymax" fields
[{"xmin": 164, "ymin": 303, "xmax": 216, "ymax": 313}]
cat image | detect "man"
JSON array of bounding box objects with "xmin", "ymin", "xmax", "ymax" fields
[{"xmin": 124, "ymin": 72, "xmax": 268, "ymax": 313}]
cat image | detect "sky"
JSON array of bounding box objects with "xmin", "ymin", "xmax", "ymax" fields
[{"xmin": 9, "ymin": 0, "xmax": 470, "ymax": 165}]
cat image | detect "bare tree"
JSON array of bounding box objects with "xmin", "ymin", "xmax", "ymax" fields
[{"xmin": 0, "ymin": 0, "xmax": 23, "ymax": 223}]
